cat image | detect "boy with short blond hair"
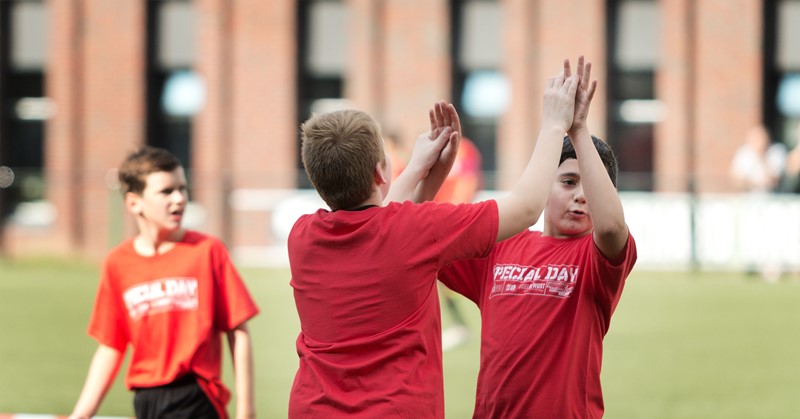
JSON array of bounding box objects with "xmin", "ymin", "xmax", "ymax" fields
[{"xmin": 70, "ymin": 146, "xmax": 258, "ymax": 419}]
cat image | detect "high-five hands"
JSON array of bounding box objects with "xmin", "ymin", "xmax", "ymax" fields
[
  {"xmin": 542, "ymin": 59, "xmax": 580, "ymax": 134},
  {"xmin": 566, "ymin": 55, "xmax": 597, "ymax": 134},
  {"xmin": 427, "ymin": 101, "xmax": 461, "ymax": 180}
]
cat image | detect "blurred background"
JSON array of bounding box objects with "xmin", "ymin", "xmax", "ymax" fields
[{"xmin": 0, "ymin": 0, "xmax": 798, "ymax": 273}]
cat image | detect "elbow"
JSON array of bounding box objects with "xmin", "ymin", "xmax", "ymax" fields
[{"xmin": 594, "ymin": 219, "xmax": 627, "ymax": 241}]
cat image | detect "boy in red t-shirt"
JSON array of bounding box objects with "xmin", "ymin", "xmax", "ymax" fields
[
  {"xmin": 439, "ymin": 56, "xmax": 637, "ymax": 418},
  {"xmin": 288, "ymin": 59, "xmax": 580, "ymax": 418},
  {"xmin": 70, "ymin": 146, "xmax": 259, "ymax": 419}
]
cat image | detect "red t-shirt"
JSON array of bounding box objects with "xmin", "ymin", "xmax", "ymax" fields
[
  {"xmin": 439, "ymin": 230, "xmax": 637, "ymax": 419},
  {"xmin": 288, "ymin": 200, "xmax": 498, "ymax": 418},
  {"xmin": 88, "ymin": 230, "xmax": 259, "ymax": 417}
]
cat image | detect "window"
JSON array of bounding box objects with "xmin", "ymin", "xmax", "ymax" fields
[
  {"xmin": 451, "ymin": 0, "xmax": 505, "ymax": 189},
  {"xmin": 296, "ymin": 0, "xmax": 348, "ymax": 187},
  {"xmin": 765, "ymin": 0, "xmax": 800, "ymax": 150},
  {"xmin": 146, "ymin": 0, "xmax": 199, "ymax": 186},
  {"xmin": 607, "ymin": 0, "xmax": 661, "ymax": 191},
  {"xmin": 0, "ymin": 0, "xmax": 49, "ymax": 220}
]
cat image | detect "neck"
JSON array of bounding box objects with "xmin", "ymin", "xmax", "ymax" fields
[
  {"xmin": 346, "ymin": 191, "xmax": 383, "ymax": 210},
  {"xmin": 133, "ymin": 225, "xmax": 185, "ymax": 256}
]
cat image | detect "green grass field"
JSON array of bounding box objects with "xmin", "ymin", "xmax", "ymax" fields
[{"xmin": 1, "ymin": 258, "xmax": 799, "ymax": 418}]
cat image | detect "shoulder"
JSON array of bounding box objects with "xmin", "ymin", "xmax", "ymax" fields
[
  {"xmin": 181, "ymin": 231, "xmax": 232, "ymax": 260},
  {"xmin": 103, "ymin": 238, "xmax": 136, "ymax": 264},
  {"xmin": 183, "ymin": 230, "xmax": 222, "ymax": 247}
]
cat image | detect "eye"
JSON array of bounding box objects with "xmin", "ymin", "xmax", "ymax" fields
[{"xmin": 561, "ymin": 178, "xmax": 577, "ymax": 186}]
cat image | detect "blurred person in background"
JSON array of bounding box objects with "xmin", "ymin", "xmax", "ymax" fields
[
  {"xmin": 70, "ymin": 146, "xmax": 259, "ymax": 419},
  {"xmin": 777, "ymin": 122, "xmax": 800, "ymax": 193},
  {"xmin": 729, "ymin": 125, "xmax": 786, "ymax": 193}
]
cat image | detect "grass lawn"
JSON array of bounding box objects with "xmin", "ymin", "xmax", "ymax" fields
[{"xmin": 1, "ymin": 258, "xmax": 798, "ymax": 418}]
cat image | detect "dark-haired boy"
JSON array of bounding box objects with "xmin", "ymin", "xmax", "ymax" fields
[
  {"xmin": 439, "ymin": 57, "xmax": 637, "ymax": 418},
  {"xmin": 70, "ymin": 146, "xmax": 258, "ymax": 419}
]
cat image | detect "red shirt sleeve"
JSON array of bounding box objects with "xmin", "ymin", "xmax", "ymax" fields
[
  {"xmin": 210, "ymin": 239, "xmax": 259, "ymax": 331},
  {"xmin": 87, "ymin": 258, "xmax": 129, "ymax": 351},
  {"xmin": 439, "ymin": 258, "xmax": 489, "ymax": 305}
]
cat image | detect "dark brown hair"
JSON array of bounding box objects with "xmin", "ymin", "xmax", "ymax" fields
[
  {"xmin": 118, "ymin": 146, "xmax": 182, "ymax": 194},
  {"xmin": 560, "ymin": 135, "xmax": 619, "ymax": 187}
]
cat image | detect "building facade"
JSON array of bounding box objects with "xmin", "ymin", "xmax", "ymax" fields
[{"xmin": 0, "ymin": 0, "xmax": 798, "ymax": 259}]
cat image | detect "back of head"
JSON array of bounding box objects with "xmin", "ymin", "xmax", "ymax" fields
[
  {"xmin": 301, "ymin": 110, "xmax": 384, "ymax": 210},
  {"xmin": 118, "ymin": 145, "xmax": 182, "ymax": 195},
  {"xmin": 560, "ymin": 135, "xmax": 619, "ymax": 187}
]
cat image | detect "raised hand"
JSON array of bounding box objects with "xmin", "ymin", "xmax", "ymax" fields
[
  {"xmin": 541, "ymin": 59, "xmax": 579, "ymax": 134},
  {"xmin": 428, "ymin": 101, "xmax": 461, "ymax": 178},
  {"xmin": 569, "ymin": 55, "xmax": 597, "ymax": 133}
]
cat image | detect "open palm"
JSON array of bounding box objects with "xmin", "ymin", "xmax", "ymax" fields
[{"xmin": 569, "ymin": 56, "xmax": 597, "ymax": 132}]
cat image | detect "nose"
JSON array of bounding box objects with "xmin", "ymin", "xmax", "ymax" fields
[
  {"xmin": 574, "ymin": 185, "xmax": 586, "ymax": 203},
  {"xmin": 171, "ymin": 189, "xmax": 188, "ymax": 203}
]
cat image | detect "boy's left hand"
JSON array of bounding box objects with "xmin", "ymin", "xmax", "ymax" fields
[{"xmin": 568, "ymin": 56, "xmax": 597, "ymax": 133}]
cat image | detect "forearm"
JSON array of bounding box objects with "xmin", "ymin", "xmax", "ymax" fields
[
  {"xmin": 496, "ymin": 126, "xmax": 565, "ymax": 241},
  {"xmin": 413, "ymin": 161, "xmax": 451, "ymax": 203},
  {"xmin": 570, "ymin": 127, "xmax": 628, "ymax": 252},
  {"xmin": 384, "ymin": 164, "xmax": 428, "ymax": 204},
  {"xmin": 228, "ymin": 326, "xmax": 256, "ymax": 419},
  {"xmin": 70, "ymin": 345, "xmax": 124, "ymax": 419}
]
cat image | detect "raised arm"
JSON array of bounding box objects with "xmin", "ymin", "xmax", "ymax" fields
[
  {"xmin": 568, "ymin": 56, "xmax": 628, "ymax": 259},
  {"xmin": 383, "ymin": 102, "xmax": 457, "ymax": 204},
  {"xmin": 69, "ymin": 344, "xmax": 124, "ymax": 419},
  {"xmin": 228, "ymin": 322, "xmax": 256, "ymax": 419},
  {"xmin": 494, "ymin": 59, "xmax": 578, "ymax": 241}
]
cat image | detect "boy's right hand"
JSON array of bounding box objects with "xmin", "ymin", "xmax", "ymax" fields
[
  {"xmin": 541, "ymin": 59, "xmax": 579, "ymax": 134},
  {"xmin": 568, "ymin": 56, "xmax": 597, "ymax": 134}
]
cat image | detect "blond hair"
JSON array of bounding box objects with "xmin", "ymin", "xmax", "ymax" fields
[{"xmin": 301, "ymin": 110, "xmax": 385, "ymax": 210}]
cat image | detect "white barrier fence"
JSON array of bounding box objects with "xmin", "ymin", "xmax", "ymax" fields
[{"xmin": 232, "ymin": 189, "xmax": 800, "ymax": 272}]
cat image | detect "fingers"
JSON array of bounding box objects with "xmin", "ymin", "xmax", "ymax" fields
[
  {"xmin": 433, "ymin": 101, "xmax": 445, "ymax": 129},
  {"xmin": 575, "ymin": 56, "xmax": 584, "ymax": 81},
  {"xmin": 583, "ymin": 61, "xmax": 592, "ymax": 88},
  {"xmin": 555, "ymin": 71, "xmax": 565, "ymax": 86},
  {"xmin": 586, "ymin": 80, "xmax": 598, "ymax": 102},
  {"xmin": 435, "ymin": 126, "xmax": 453, "ymax": 145},
  {"xmin": 447, "ymin": 103, "xmax": 462, "ymax": 133},
  {"xmin": 563, "ymin": 74, "xmax": 579, "ymax": 96},
  {"xmin": 563, "ymin": 59, "xmax": 571, "ymax": 78},
  {"xmin": 428, "ymin": 101, "xmax": 461, "ymax": 142},
  {"xmin": 439, "ymin": 102, "xmax": 451, "ymax": 129}
]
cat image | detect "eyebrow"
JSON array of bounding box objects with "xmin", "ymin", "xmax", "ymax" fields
[{"xmin": 559, "ymin": 172, "xmax": 580, "ymax": 178}]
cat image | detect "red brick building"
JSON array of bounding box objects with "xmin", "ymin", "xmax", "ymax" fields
[{"xmin": 0, "ymin": 0, "xmax": 797, "ymax": 259}]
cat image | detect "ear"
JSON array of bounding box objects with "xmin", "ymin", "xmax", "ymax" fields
[
  {"xmin": 124, "ymin": 191, "xmax": 144, "ymax": 216},
  {"xmin": 374, "ymin": 161, "xmax": 388, "ymax": 186}
]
